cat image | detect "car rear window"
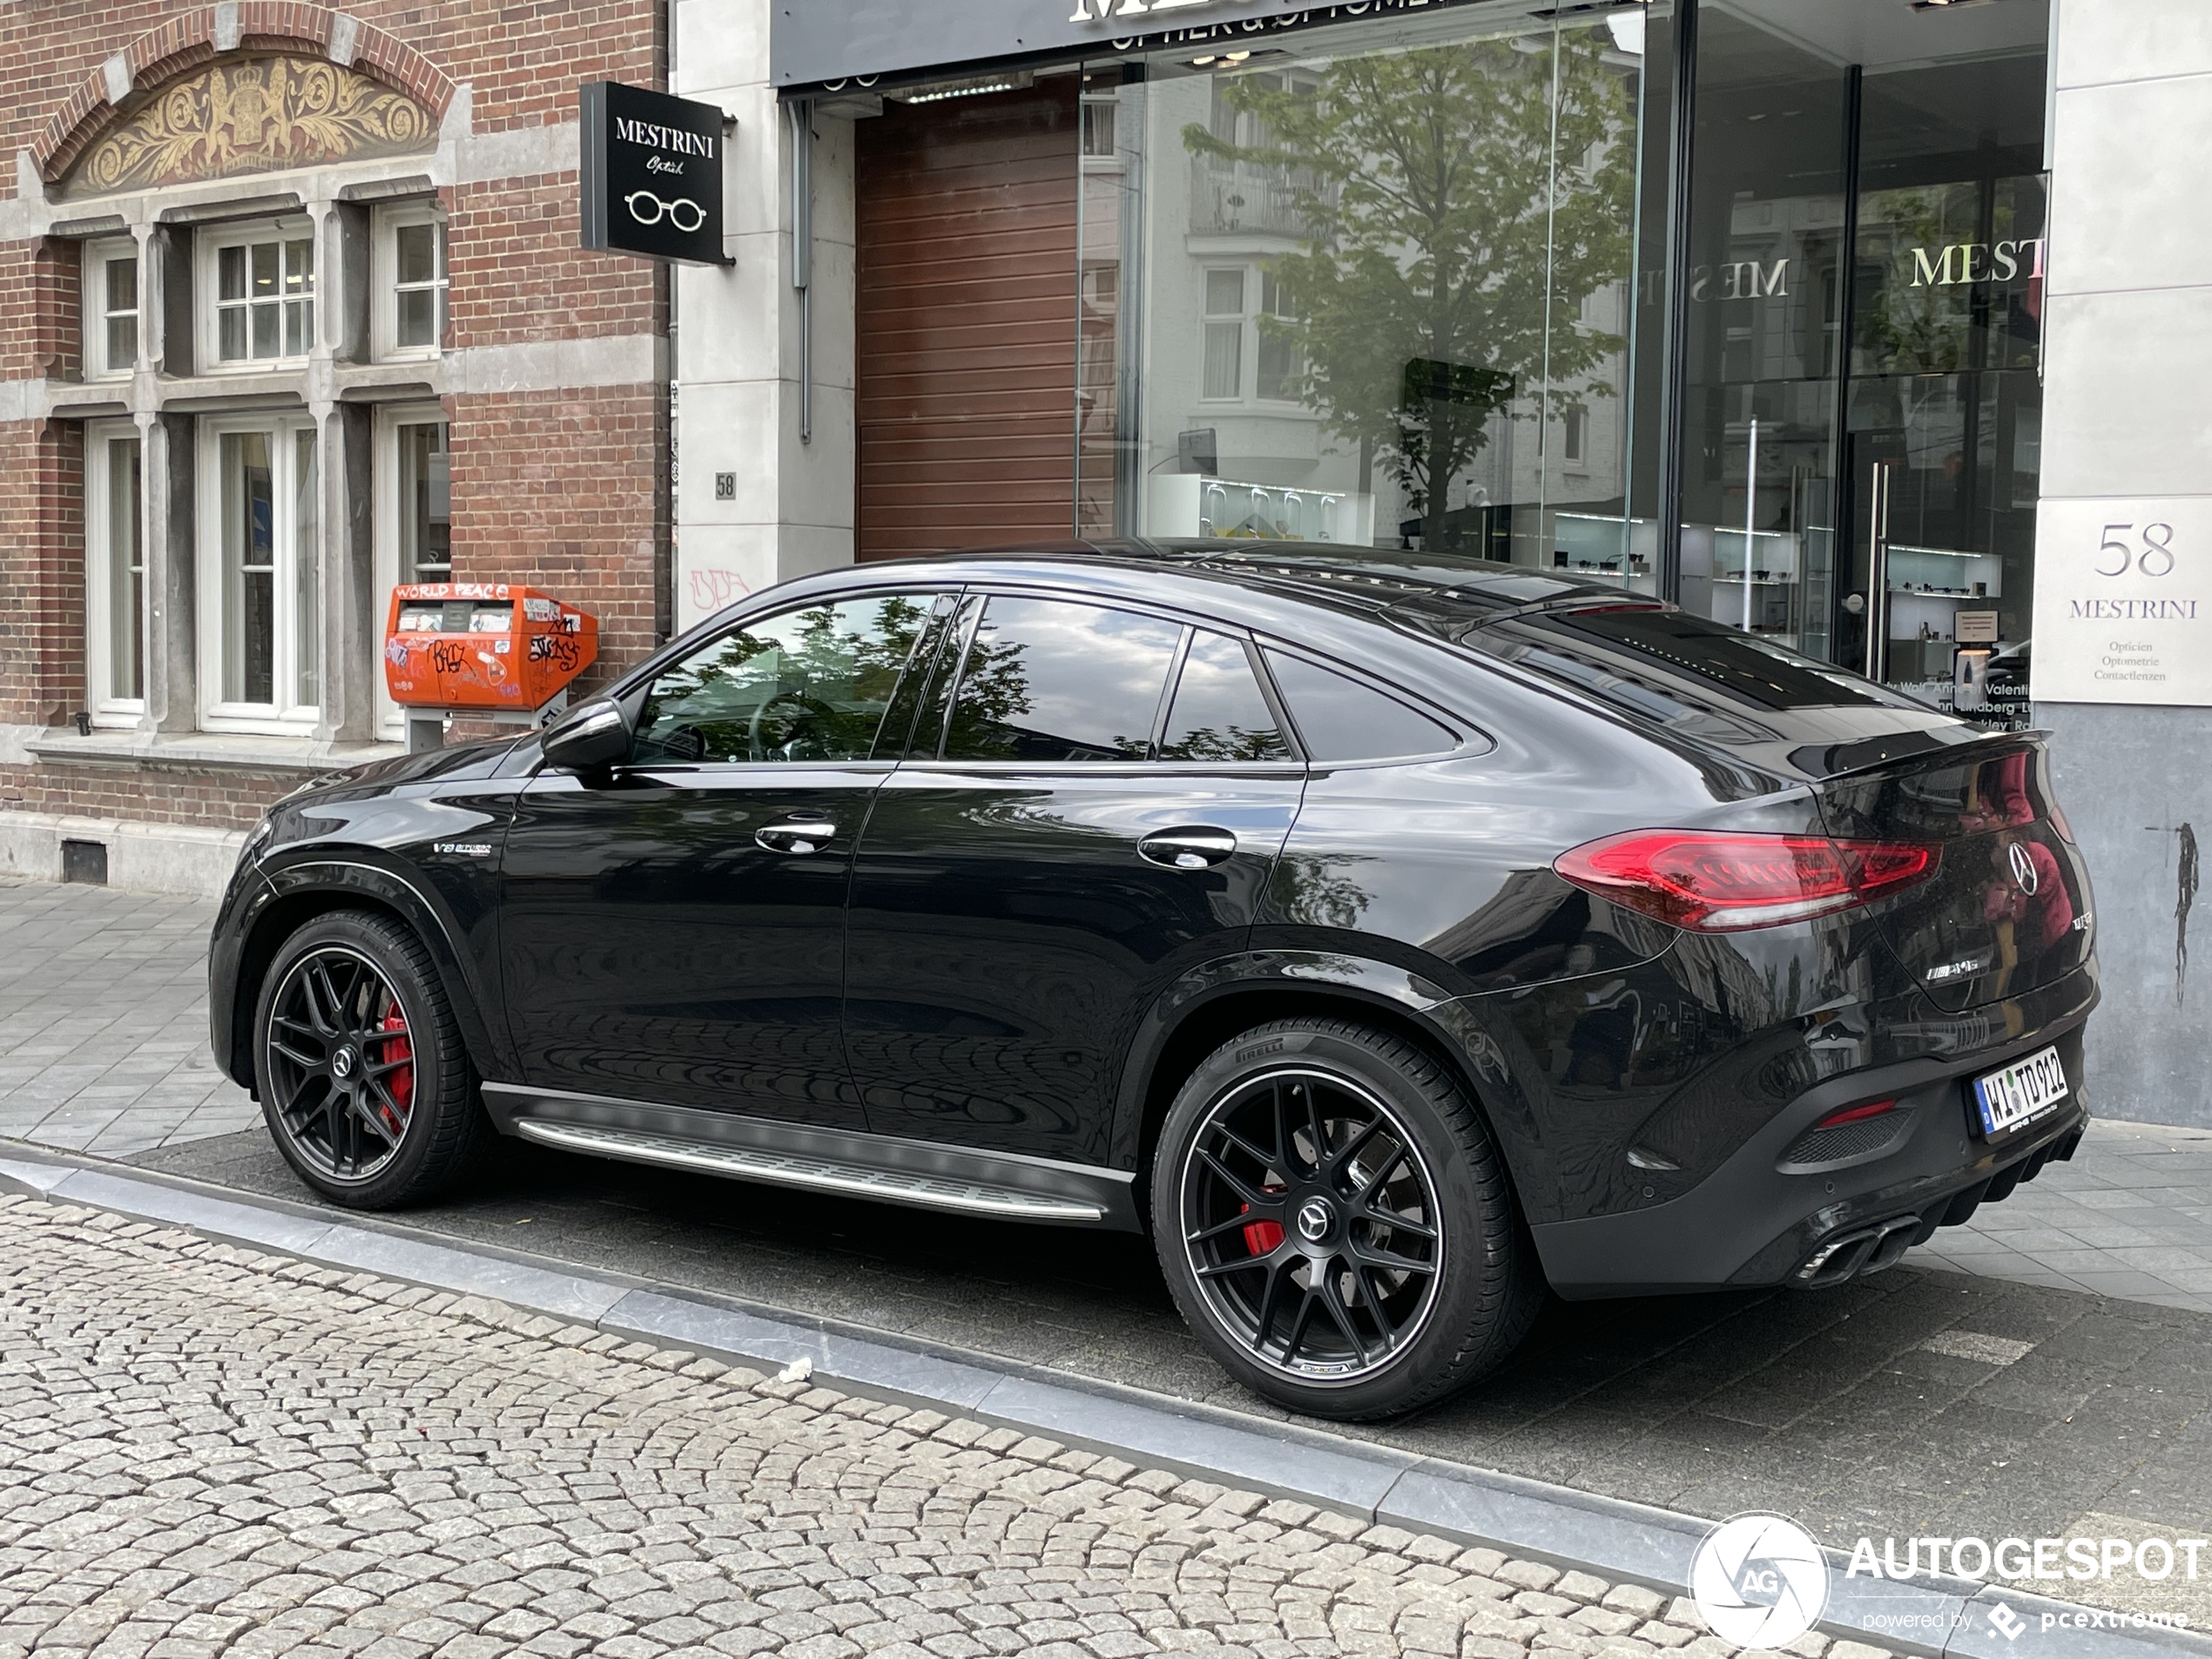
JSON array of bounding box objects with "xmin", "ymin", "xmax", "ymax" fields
[{"xmin": 1264, "ymin": 651, "xmax": 1458, "ymax": 762}]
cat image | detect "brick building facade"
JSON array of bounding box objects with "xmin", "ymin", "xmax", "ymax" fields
[{"xmin": 0, "ymin": 0, "xmax": 675, "ymax": 888}]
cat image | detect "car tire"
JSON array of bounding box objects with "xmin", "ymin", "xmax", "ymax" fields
[
  {"xmin": 1150, "ymin": 1017, "xmax": 1541, "ymax": 1420},
  {"xmin": 253, "ymin": 908, "xmax": 486, "ymax": 1209}
]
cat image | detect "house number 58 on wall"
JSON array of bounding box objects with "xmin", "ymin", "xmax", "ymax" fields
[{"xmin": 2100, "ymin": 523, "xmax": 2177, "ymax": 577}]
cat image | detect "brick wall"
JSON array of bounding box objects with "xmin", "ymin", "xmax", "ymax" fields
[
  {"xmin": 3, "ymin": 0, "xmax": 664, "ymax": 183},
  {"xmin": 1, "ymin": 0, "xmax": 671, "ymax": 833},
  {"xmin": 0, "ymin": 416, "xmax": 86, "ymax": 730},
  {"xmin": 448, "ymin": 176, "xmax": 662, "ymax": 349},
  {"xmin": 447, "ymin": 381, "xmax": 668, "ymax": 696},
  {"xmin": 0, "ymin": 763, "xmax": 291, "ymax": 828}
]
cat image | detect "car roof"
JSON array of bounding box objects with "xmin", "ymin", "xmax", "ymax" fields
[{"xmin": 861, "ymin": 537, "xmax": 1656, "ymax": 627}]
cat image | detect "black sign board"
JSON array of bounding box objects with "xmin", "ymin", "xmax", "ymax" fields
[{"xmin": 580, "ymin": 81, "xmax": 732, "ymax": 266}]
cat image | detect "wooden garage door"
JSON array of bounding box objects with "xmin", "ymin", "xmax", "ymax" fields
[{"xmin": 855, "ymin": 81, "xmax": 1078, "ymax": 562}]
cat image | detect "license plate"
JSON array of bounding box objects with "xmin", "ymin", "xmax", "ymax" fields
[{"xmin": 1973, "ymin": 1045, "xmax": 2068, "ymax": 1137}]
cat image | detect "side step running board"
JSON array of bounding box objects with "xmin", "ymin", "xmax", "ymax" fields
[{"xmin": 509, "ymin": 1118, "xmax": 1111, "ymax": 1224}]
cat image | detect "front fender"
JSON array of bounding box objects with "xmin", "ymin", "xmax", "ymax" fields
[{"xmin": 218, "ymin": 851, "xmax": 510, "ymax": 1091}]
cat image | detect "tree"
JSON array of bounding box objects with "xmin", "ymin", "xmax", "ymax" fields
[{"xmin": 1186, "ymin": 28, "xmax": 1635, "ymax": 551}]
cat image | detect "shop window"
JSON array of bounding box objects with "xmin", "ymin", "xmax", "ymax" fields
[
  {"xmin": 85, "ymin": 424, "xmax": 145, "ymax": 724},
  {"xmin": 203, "ymin": 223, "xmax": 316, "ymax": 367},
  {"xmin": 201, "ymin": 418, "xmax": 320, "ymax": 729},
  {"xmin": 1202, "ymin": 268, "xmax": 1245, "ymax": 401},
  {"xmin": 1090, "ymin": 15, "xmax": 1645, "ymax": 556},
  {"xmin": 375, "ymin": 204, "xmax": 448, "ymax": 359},
  {"xmin": 83, "ymin": 239, "xmax": 140, "ymax": 380}
]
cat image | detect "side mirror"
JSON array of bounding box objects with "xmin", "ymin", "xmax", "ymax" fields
[{"xmin": 542, "ymin": 698, "xmax": 631, "ymax": 772}]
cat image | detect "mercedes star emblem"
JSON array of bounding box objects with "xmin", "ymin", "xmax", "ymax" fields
[{"xmin": 2008, "ymin": 840, "xmax": 2040, "ymax": 896}]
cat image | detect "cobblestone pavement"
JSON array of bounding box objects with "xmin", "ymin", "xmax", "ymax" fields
[{"xmin": 0, "ymin": 1192, "xmax": 1816, "ymax": 1659}]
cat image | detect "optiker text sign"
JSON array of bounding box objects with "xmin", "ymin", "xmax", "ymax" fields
[{"xmin": 1070, "ymin": 0, "xmax": 1252, "ymax": 19}]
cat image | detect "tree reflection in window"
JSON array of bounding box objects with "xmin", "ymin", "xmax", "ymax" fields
[
  {"xmin": 943, "ymin": 597, "xmax": 1180, "ymax": 763},
  {"xmin": 631, "ymin": 594, "xmax": 932, "ymax": 765},
  {"xmin": 1184, "ymin": 26, "xmax": 1634, "ymax": 552},
  {"xmin": 1158, "ymin": 631, "xmax": 1291, "ymax": 761}
]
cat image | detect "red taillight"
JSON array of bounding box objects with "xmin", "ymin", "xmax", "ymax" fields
[
  {"xmin": 1553, "ymin": 830, "xmax": 1937, "ymax": 933},
  {"xmin": 1814, "ymin": 1097, "xmax": 1897, "ymax": 1130}
]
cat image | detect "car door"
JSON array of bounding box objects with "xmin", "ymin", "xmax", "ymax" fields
[
  {"xmin": 499, "ymin": 590, "xmax": 943, "ymax": 1124},
  {"xmin": 842, "ymin": 590, "xmax": 1306, "ymax": 1166}
]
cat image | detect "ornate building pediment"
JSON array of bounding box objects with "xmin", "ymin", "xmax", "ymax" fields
[{"xmin": 64, "ymin": 55, "xmax": 438, "ymax": 198}]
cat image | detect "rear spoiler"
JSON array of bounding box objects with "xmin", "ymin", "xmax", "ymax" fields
[{"xmin": 1787, "ymin": 725, "xmax": 2048, "ymax": 786}]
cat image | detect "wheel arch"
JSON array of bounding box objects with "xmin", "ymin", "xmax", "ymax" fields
[
  {"xmin": 226, "ymin": 858, "xmax": 503, "ymax": 1092},
  {"xmin": 1114, "ymin": 959, "xmax": 1547, "ymax": 1218}
]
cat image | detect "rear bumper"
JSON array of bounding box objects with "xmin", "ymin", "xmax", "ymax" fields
[{"xmin": 1532, "ymin": 995, "xmax": 2094, "ymax": 1299}]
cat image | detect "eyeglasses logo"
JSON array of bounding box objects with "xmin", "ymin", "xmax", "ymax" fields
[{"xmin": 624, "ymin": 191, "xmax": 706, "ymax": 233}]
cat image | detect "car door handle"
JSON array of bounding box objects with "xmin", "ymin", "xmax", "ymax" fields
[
  {"xmin": 755, "ymin": 819, "xmax": 839, "ymax": 854},
  {"xmin": 1136, "ymin": 826, "xmax": 1238, "ymax": 871}
]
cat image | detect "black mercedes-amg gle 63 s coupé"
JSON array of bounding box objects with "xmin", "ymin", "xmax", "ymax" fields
[{"xmin": 211, "ymin": 543, "xmax": 2095, "ymax": 1420}]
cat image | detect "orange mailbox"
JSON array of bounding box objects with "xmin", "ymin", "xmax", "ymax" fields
[{"xmin": 382, "ymin": 583, "xmax": 598, "ymax": 715}]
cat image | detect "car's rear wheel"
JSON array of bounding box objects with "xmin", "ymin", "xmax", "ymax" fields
[
  {"xmin": 253, "ymin": 908, "xmax": 484, "ymax": 1209},
  {"xmin": 1150, "ymin": 1017, "xmax": 1540, "ymax": 1420}
]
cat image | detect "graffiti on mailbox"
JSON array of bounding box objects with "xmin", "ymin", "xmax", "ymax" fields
[{"xmin": 382, "ymin": 583, "xmax": 598, "ymax": 713}]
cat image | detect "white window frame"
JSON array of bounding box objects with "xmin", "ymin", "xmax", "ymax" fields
[
  {"xmin": 1200, "ymin": 266, "xmax": 1248, "ymax": 402},
  {"xmin": 373, "ymin": 402, "xmax": 454, "ymax": 741},
  {"xmin": 198, "ymin": 218, "xmax": 318, "ymax": 373},
  {"xmin": 1252, "ymin": 267, "xmax": 1298, "ymax": 404},
  {"xmin": 197, "ymin": 411, "xmax": 322, "ymax": 733},
  {"xmin": 85, "ymin": 419, "xmax": 147, "ymax": 726},
  {"xmin": 372, "ymin": 201, "xmax": 448, "ymax": 362},
  {"xmin": 82, "ymin": 238, "xmax": 141, "ymax": 381}
]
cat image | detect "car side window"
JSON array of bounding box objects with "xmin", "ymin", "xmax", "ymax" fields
[
  {"xmin": 1159, "ymin": 631, "xmax": 1291, "ymax": 762},
  {"xmin": 630, "ymin": 592, "xmax": 936, "ymax": 765},
  {"xmin": 940, "ymin": 595, "xmax": 1182, "ymax": 763},
  {"xmin": 1263, "ymin": 649, "xmax": 1459, "ymax": 763}
]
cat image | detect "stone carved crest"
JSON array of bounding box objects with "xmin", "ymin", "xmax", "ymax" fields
[{"xmin": 66, "ymin": 55, "xmax": 436, "ymax": 196}]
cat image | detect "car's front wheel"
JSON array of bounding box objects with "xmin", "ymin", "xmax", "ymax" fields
[
  {"xmin": 1150, "ymin": 1018, "xmax": 1541, "ymax": 1420},
  {"xmin": 253, "ymin": 908, "xmax": 484, "ymax": 1208}
]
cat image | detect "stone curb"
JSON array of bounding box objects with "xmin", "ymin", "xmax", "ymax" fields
[{"xmin": 3, "ymin": 1145, "xmax": 2206, "ymax": 1659}]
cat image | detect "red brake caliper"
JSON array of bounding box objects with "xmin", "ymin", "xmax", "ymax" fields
[
  {"xmin": 1240, "ymin": 1186, "xmax": 1286, "ymax": 1256},
  {"xmin": 377, "ymin": 1001, "xmax": 414, "ymax": 1130}
]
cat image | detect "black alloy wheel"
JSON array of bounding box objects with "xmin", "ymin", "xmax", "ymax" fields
[
  {"xmin": 1152, "ymin": 1018, "xmax": 1541, "ymax": 1420},
  {"xmin": 254, "ymin": 909, "xmax": 485, "ymax": 1207},
  {"xmin": 1180, "ymin": 1069, "xmax": 1444, "ymax": 1383}
]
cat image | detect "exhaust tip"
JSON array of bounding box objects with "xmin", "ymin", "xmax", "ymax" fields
[{"xmin": 1793, "ymin": 1213, "xmax": 1923, "ymax": 1289}]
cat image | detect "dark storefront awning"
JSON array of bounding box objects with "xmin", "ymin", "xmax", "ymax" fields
[{"xmin": 772, "ymin": 0, "xmax": 1514, "ymax": 92}]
